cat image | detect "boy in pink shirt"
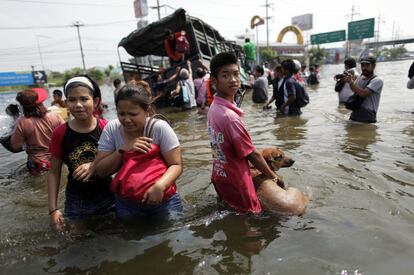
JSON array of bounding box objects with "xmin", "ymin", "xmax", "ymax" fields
[{"xmin": 207, "ymin": 52, "xmax": 278, "ymax": 213}]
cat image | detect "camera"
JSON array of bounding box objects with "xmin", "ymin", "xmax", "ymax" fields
[
  {"xmin": 334, "ymin": 71, "xmax": 351, "ymax": 81},
  {"xmin": 334, "ymin": 74, "xmax": 345, "ymax": 81}
]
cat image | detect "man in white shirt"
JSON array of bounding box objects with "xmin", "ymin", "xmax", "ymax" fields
[{"xmin": 334, "ymin": 57, "xmax": 359, "ymax": 104}]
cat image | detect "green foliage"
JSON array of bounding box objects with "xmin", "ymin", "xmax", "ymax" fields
[
  {"xmin": 380, "ymin": 46, "xmax": 408, "ymax": 60},
  {"xmin": 260, "ymin": 48, "xmax": 278, "ymax": 66},
  {"xmin": 308, "ymin": 46, "xmax": 328, "ymax": 66},
  {"xmin": 104, "ymin": 65, "xmax": 114, "ymax": 77},
  {"xmin": 63, "ymin": 68, "xmax": 82, "ymax": 82},
  {"xmin": 62, "ymin": 67, "xmax": 104, "ymax": 84},
  {"xmin": 87, "ymin": 68, "xmax": 104, "ymax": 83},
  {"xmin": 47, "ymin": 71, "xmax": 65, "ymax": 86}
]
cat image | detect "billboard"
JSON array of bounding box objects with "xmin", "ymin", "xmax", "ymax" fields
[
  {"xmin": 292, "ymin": 14, "xmax": 313, "ymax": 31},
  {"xmin": 0, "ymin": 71, "xmax": 47, "ymax": 87},
  {"xmin": 134, "ymin": 0, "xmax": 148, "ymax": 18}
]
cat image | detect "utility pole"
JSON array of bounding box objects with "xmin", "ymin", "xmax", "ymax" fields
[
  {"xmin": 156, "ymin": 0, "xmax": 161, "ymax": 20},
  {"xmin": 36, "ymin": 36, "xmax": 45, "ymax": 72},
  {"xmin": 345, "ymin": 5, "xmax": 360, "ymax": 57},
  {"xmin": 262, "ymin": 0, "xmax": 273, "ymax": 48},
  {"xmin": 72, "ymin": 21, "xmax": 86, "ymax": 73},
  {"xmin": 36, "ymin": 35, "xmax": 50, "ymax": 72},
  {"xmin": 375, "ymin": 14, "xmax": 385, "ymax": 56}
]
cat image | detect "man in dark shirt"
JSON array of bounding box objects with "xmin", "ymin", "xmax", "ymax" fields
[{"xmin": 279, "ymin": 59, "xmax": 301, "ymax": 116}]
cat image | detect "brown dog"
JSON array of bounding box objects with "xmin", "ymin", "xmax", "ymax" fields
[{"xmin": 251, "ymin": 147, "xmax": 309, "ymax": 215}]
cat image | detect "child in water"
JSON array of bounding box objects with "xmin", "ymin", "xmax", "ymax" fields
[
  {"xmin": 94, "ymin": 81, "xmax": 183, "ymax": 221},
  {"xmin": 207, "ymin": 52, "xmax": 279, "ymax": 214},
  {"xmin": 47, "ymin": 75, "xmax": 114, "ymax": 230}
]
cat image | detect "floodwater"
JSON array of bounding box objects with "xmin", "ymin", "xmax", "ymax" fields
[{"xmin": 0, "ymin": 60, "xmax": 414, "ymax": 274}]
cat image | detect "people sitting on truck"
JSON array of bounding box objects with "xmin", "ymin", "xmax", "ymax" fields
[
  {"xmin": 175, "ymin": 30, "xmax": 190, "ymax": 61},
  {"xmin": 164, "ymin": 29, "xmax": 182, "ymax": 66}
]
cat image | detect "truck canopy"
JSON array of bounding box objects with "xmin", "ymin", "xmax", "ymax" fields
[{"xmin": 118, "ymin": 8, "xmax": 226, "ymax": 58}]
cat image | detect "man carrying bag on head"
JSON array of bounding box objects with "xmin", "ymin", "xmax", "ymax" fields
[{"xmin": 344, "ymin": 56, "xmax": 384, "ymax": 123}]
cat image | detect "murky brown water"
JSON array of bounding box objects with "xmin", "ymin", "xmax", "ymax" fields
[{"xmin": 1, "ymin": 60, "xmax": 414, "ymax": 274}]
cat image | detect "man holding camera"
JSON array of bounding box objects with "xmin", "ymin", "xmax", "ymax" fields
[
  {"xmin": 343, "ymin": 56, "xmax": 383, "ymax": 123},
  {"xmin": 334, "ymin": 57, "xmax": 359, "ymax": 104}
]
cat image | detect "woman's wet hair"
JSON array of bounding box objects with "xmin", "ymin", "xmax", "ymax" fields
[
  {"xmin": 63, "ymin": 75, "xmax": 101, "ymax": 103},
  {"xmin": 115, "ymin": 81, "xmax": 153, "ymax": 112},
  {"xmin": 16, "ymin": 90, "xmax": 47, "ymax": 118}
]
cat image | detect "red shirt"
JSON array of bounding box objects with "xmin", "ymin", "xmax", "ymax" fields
[{"xmin": 207, "ymin": 96, "xmax": 261, "ymax": 213}]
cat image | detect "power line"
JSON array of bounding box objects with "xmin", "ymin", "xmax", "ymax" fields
[
  {"xmin": 0, "ymin": 37, "xmax": 78, "ymax": 51},
  {"xmin": 196, "ymin": 0, "xmax": 260, "ymax": 8},
  {"xmin": 0, "ymin": 24, "xmax": 71, "ymax": 30},
  {"xmin": 0, "ymin": 0, "xmax": 129, "ymax": 7},
  {"xmin": 345, "ymin": 4, "xmax": 361, "ymax": 22},
  {"xmin": 0, "ymin": 19, "xmax": 136, "ymax": 30}
]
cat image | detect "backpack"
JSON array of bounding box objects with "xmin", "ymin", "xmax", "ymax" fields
[
  {"xmin": 293, "ymin": 79, "xmax": 309, "ymax": 108},
  {"xmin": 175, "ymin": 35, "xmax": 190, "ymax": 53},
  {"xmin": 180, "ymin": 80, "xmax": 190, "ymax": 104}
]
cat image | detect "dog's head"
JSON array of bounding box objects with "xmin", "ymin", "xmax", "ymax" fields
[{"xmin": 261, "ymin": 147, "xmax": 295, "ymax": 171}]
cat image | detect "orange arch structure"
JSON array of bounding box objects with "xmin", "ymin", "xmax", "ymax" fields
[
  {"xmin": 277, "ymin": 25, "xmax": 304, "ymax": 45},
  {"xmin": 250, "ymin": 15, "xmax": 265, "ymax": 29}
]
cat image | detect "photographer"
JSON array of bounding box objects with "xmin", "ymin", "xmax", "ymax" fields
[
  {"xmin": 344, "ymin": 56, "xmax": 383, "ymax": 123},
  {"xmin": 334, "ymin": 57, "xmax": 358, "ymax": 104}
]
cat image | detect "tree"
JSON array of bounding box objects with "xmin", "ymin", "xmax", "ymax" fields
[
  {"xmin": 104, "ymin": 65, "xmax": 114, "ymax": 77},
  {"xmin": 87, "ymin": 68, "xmax": 104, "ymax": 83},
  {"xmin": 308, "ymin": 46, "xmax": 328, "ymax": 66},
  {"xmin": 63, "ymin": 68, "xmax": 82, "ymax": 82},
  {"xmin": 260, "ymin": 48, "xmax": 278, "ymax": 67},
  {"xmin": 379, "ymin": 45, "xmax": 407, "ymax": 60}
]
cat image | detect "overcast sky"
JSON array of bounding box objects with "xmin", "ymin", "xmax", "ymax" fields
[{"xmin": 0, "ymin": 0, "xmax": 412, "ymax": 72}]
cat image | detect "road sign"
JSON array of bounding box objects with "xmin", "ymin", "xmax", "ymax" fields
[
  {"xmin": 348, "ymin": 18, "xmax": 375, "ymax": 40},
  {"xmin": 0, "ymin": 72, "xmax": 34, "ymax": 87},
  {"xmin": 32, "ymin": 70, "xmax": 47, "ymax": 84},
  {"xmin": 311, "ymin": 30, "xmax": 346, "ymax": 45}
]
